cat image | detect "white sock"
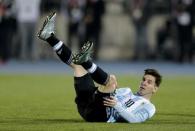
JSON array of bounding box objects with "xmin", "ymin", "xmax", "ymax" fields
[
  {"xmin": 53, "ymin": 41, "xmax": 63, "ymax": 51},
  {"xmin": 87, "ymin": 63, "xmax": 97, "ymax": 73}
]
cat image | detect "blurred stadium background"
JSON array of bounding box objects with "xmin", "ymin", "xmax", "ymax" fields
[
  {"xmin": 0, "ymin": 0, "xmax": 195, "ymax": 130},
  {"xmin": 0, "ymin": 0, "xmax": 195, "ymax": 62}
]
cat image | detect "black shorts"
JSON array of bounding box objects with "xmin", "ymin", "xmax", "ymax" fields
[{"xmin": 74, "ymin": 73, "xmax": 110, "ymax": 122}]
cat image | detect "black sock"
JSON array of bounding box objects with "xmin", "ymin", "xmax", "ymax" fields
[
  {"xmin": 81, "ymin": 61, "xmax": 109, "ymax": 85},
  {"xmin": 46, "ymin": 35, "xmax": 72, "ymax": 65},
  {"xmin": 81, "ymin": 60, "xmax": 93, "ymax": 69},
  {"xmin": 46, "ymin": 34, "xmax": 59, "ymax": 47},
  {"xmin": 56, "ymin": 44, "xmax": 72, "ymax": 65},
  {"xmin": 92, "ymin": 67, "xmax": 109, "ymax": 85}
]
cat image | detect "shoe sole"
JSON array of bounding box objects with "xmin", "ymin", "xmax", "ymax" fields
[
  {"xmin": 73, "ymin": 41, "xmax": 93, "ymax": 64},
  {"xmin": 81, "ymin": 41, "xmax": 93, "ymax": 54},
  {"xmin": 37, "ymin": 12, "xmax": 56, "ymax": 40},
  {"xmin": 77, "ymin": 41, "xmax": 93, "ymax": 57}
]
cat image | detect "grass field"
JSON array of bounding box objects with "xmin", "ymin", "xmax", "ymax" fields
[{"xmin": 0, "ymin": 74, "xmax": 195, "ymax": 131}]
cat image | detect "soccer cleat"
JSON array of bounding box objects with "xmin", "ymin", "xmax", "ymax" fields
[
  {"xmin": 72, "ymin": 41, "xmax": 93, "ymax": 64},
  {"xmin": 37, "ymin": 12, "xmax": 56, "ymax": 40}
]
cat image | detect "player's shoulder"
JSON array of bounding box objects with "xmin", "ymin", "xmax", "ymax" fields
[
  {"xmin": 144, "ymin": 101, "xmax": 156, "ymax": 117},
  {"xmin": 116, "ymin": 87, "xmax": 132, "ymax": 94},
  {"xmin": 135, "ymin": 96, "xmax": 156, "ymax": 117}
]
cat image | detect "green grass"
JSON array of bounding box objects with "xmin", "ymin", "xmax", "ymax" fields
[{"xmin": 0, "ymin": 74, "xmax": 195, "ymax": 131}]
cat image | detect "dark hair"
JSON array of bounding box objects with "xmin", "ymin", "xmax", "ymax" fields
[{"xmin": 144, "ymin": 68, "xmax": 162, "ymax": 87}]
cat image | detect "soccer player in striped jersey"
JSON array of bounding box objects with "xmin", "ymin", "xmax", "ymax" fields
[{"xmin": 38, "ymin": 12, "xmax": 162, "ymax": 123}]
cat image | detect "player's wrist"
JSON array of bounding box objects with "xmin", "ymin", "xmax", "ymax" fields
[{"xmin": 113, "ymin": 102, "xmax": 122, "ymax": 109}]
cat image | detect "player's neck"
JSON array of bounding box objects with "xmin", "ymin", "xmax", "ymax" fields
[
  {"xmin": 142, "ymin": 94, "xmax": 152, "ymax": 100},
  {"xmin": 136, "ymin": 92, "xmax": 152, "ymax": 100}
]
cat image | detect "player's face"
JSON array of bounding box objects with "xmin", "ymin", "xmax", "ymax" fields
[{"xmin": 138, "ymin": 74, "xmax": 157, "ymax": 96}]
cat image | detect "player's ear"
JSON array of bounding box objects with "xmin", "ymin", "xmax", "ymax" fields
[{"xmin": 152, "ymin": 86, "xmax": 158, "ymax": 94}]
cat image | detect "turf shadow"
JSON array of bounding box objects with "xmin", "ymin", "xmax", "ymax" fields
[
  {"xmin": 145, "ymin": 112, "xmax": 195, "ymax": 125},
  {"xmin": 147, "ymin": 119, "xmax": 195, "ymax": 125},
  {"xmin": 157, "ymin": 112, "xmax": 195, "ymax": 118},
  {"xmin": 0, "ymin": 118, "xmax": 85, "ymax": 125}
]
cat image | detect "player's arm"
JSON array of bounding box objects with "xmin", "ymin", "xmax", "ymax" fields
[
  {"xmin": 104, "ymin": 97, "xmax": 154, "ymax": 123},
  {"xmin": 114, "ymin": 102, "xmax": 154, "ymax": 123}
]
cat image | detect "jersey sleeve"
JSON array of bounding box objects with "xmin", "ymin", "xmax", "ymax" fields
[{"xmin": 113, "ymin": 102, "xmax": 155, "ymax": 123}]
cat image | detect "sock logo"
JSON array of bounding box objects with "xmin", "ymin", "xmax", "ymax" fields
[{"xmin": 57, "ymin": 48, "xmax": 62, "ymax": 54}]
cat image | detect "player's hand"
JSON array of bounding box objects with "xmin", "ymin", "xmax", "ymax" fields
[
  {"xmin": 105, "ymin": 74, "xmax": 118, "ymax": 90},
  {"xmin": 103, "ymin": 96, "xmax": 117, "ymax": 107}
]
